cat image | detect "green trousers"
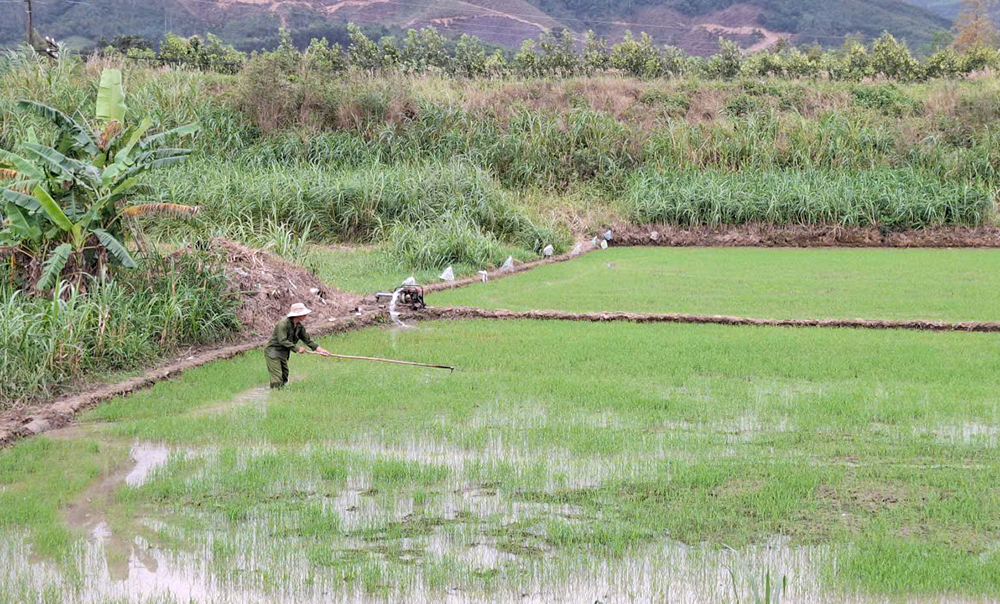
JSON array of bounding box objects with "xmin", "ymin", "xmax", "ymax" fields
[{"xmin": 265, "ymin": 353, "xmax": 289, "ymax": 389}]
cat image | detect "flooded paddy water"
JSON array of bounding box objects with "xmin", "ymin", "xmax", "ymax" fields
[{"xmin": 4, "ymin": 292, "xmax": 1000, "ymax": 602}]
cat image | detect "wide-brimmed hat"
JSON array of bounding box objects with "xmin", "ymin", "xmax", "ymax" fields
[{"xmin": 287, "ymin": 303, "xmax": 312, "ymax": 317}]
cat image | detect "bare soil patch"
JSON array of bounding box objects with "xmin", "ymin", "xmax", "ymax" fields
[
  {"xmin": 613, "ymin": 224, "xmax": 1000, "ymax": 248},
  {"xmin": 208, "ymin": 238, "xmax": 357, "ymax": 335}
]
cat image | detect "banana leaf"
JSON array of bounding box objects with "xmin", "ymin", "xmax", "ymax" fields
[
  {"xmin": 96, "ymin": 69, "xmax": 127, "ymax": 123},
  {"xmin": 33, "ymin": 185, "xmax": 73, "ymax": 232},
  {"xmin": 123, "ymin": 203, "xmax": 201, "ymax": 219},
  {"xmin": 2, "ymin": 189, "xmax": 41, "ymax": 213},
  {"xmin": 92, "ymin": 228, "xmax": 137, "ymax": 268},
  {"xmin": 140, "ymin": 122, "xmax": 200, "ymax": 147},
  {"xmin": 21, "ymin": 142, "xmax": 90, "ymax": 184},
  {"xmin": 17, "ymin": 100, "xmax": 99, "ymax": 156},
  {"xmin": 36, "ymin": 243, "xmax": 72, "ymax": 291},
  {"xmin": 4, "ymin": 204, "xmax": 42, "ymax": 243},
  {"xmin": 0, "ymin": 149, "xmax": 45, "ymax": 185}
]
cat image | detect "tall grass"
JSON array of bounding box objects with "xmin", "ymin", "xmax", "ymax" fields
[
  {"xmin": 0, "ymin": 253, "xmax": 240, "ymax": 410},
  {"xmin": 620, "ymin": 169, "xmax": 996, "ymax": 228},
  {"xmin": 146, "ymin": 160, "xmax": 565, "ymax": 269}
]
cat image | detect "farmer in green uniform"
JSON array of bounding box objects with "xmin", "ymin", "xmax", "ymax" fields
[{"xmin": 265, "ymin": 303, "xmax": 331, "ymax": 388}]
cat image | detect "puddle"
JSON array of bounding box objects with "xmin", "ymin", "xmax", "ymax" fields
[
  {"xmin": 923, "ymin": 422, "xmax": 1000, "ymax": 447},
  {"xmin": 125, "ymin": 445, "xmax": 171, "ymax": 487},
  {"xmin": 8, "ymin": 519, "xmax": 991, "ymax": 604},
  {"xmin": 332, "ymin": 486, "xmax": 384, "ymax": 531},
  {"xmin": 63, "ymin": 443, "xmax": 173, "ymax": 563},
  {"xmin": 43, "ymin": 424, "xmax": 92, "ymax": 441}
]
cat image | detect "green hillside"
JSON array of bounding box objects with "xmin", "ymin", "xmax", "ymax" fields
[
  {"xmin": 532, "ymin": 0, "xmax": 952, "ymax": 48},
  {"xmin": 1, "ymin": 0, "xmax": 954, "ymax": 54},
  {"xmin": 904, "ymin": 0, "xmax": 988, "ymax": 20}
]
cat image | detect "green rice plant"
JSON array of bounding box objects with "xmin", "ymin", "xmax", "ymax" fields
[
  {"xmin": 725, "ymin": 547, "xmax": 789, "ymax": 604},
  {"xmin": 431, "ymin": 247, "xmax": 1000, "ymax": 322}
]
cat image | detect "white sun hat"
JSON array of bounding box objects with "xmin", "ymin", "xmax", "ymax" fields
[{"xmin": 287, "ymin": 303, "xmax": 312, "ymax": 317}]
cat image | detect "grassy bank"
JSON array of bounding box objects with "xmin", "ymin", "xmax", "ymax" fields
[
  {"xmin": 2, "ymin": 319, "xmax": 999, "ymax": 600},
  {"xmin": 4, "ymin": 57, "xmax": 1000, "ymax": 243},
  {"xmin": 0, "ymin": 252, "xmax": 240, "ymax": 412}
]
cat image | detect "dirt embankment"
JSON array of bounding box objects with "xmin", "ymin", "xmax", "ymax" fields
[
  {"xmin": 612, "ymin": 225, "xmax": 1000, "ymax": 248},
  {"xmin": 210, "ymin": 238, "xmax": 358, "ymax": 334},
  {"xmin": 420, "ymin": 306, "xmax": 1000, "ymax": 333}
]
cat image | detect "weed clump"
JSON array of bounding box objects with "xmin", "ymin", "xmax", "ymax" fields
[
  {"xmin": 159, "ymin": 160, "xmax": 566, "ymax": 270},
  {"xmin": 621, "ymin": 169, "xmax": 994, "ymax": 230},
  {"xmin": 0, "ymin": 251, "xmax": 240, "ymax": 410}
]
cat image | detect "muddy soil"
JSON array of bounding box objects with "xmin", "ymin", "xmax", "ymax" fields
[
  {"xmin": 421, "ymin": 306, "xmax": 1000, "ymax": 333},
  {"xmin": 613, "ymin": 224, "xmax": 1000, "ymax": 248}
]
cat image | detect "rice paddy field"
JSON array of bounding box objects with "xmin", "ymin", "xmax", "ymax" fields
[
  {"xmin": 3, "ymin": 248, "xmax": 1000, "ymax": 603},
  {"xmin": 431, "ymin": 247, "xmax": 1000, "ymax": 322}
]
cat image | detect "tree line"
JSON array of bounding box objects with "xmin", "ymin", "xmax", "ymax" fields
[{"xmin": 94, "ymin": 22, "xmax": 1000, "ymax": 82}]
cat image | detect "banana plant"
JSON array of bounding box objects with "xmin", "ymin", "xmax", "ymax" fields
[{"xmin": 0, "ymin": 68, "xmax": 200, "ymax": 291}]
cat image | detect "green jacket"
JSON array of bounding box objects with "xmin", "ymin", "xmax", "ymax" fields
[{"xmin": 265, "ymin": 317, "xmax": 318, "ymax": 359}]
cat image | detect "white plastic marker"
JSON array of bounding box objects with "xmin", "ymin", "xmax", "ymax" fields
[
  {"xmin": 500, "ymin": 256, "xmax": 514, "ymax": 271},
  {"xmin": 478, "ymin": 270, "xmax": 489, "ymax": 283},
  {"xmin": 402, "ymin": 276, "xmax": 416, "ymax": 286},
  {"xmin": 650, "ymin": 231, "xmax": 660, "ymax": 241},
  {"xmin": 439, "ymin": 266, "xmax": 455, "ymax": 281},
  {"xmin": 543, "ymin": 244, "xmax": 554, "ymax": 257},
  {"xmin": 600, "ymin": 240, "xmax": 608, "ymax": 250}
]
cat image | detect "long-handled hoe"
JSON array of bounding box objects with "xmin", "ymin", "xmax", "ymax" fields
[{"xmin": 306, "ymin": 350, "xmax": 454, "ymax": 372}]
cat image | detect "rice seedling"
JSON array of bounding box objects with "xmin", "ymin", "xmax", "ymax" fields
[
  {"xmin": 4, "ymin": 319, "xmax": 1000, "ymax": 601},
  {"xmin": 431, "ymin": 247, "xmax": 1000, "ymax": 322}
]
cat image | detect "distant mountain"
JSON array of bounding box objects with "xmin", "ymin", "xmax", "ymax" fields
[
  {"xmin": 1, "ymin": 0, "xmax": 953, "ymax": 56},
  {"xmin": 904, "ymin": 0, "xmax": 1000, "ymax": 23}
]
